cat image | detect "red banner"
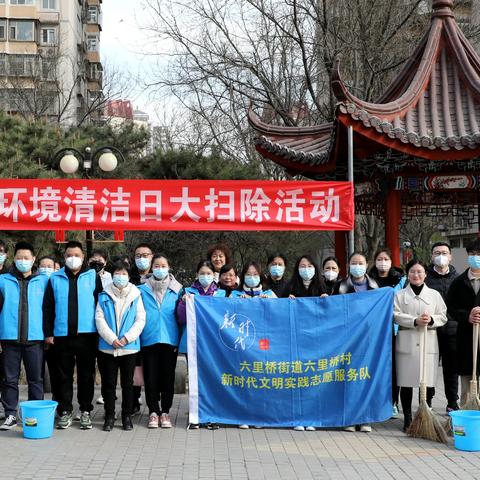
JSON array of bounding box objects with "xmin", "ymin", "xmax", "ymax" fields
[{"xmin": 0, "ymin": 180, "xmax": 353, "ymax": 231}]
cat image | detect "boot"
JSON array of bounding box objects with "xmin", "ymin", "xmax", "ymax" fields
[
  {"xmin": 103, "ymin": 415, "xmax": 115, "ymax": 432},
  {"xmin": 122, "ymin": 414, "xmax": 133, "ymax": 431},
  {"xmin": 403, "ymin": 413, "xmax": 412, "ymax": 433}
]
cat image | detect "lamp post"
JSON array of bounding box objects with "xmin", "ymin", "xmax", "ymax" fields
[{"xmin": 53, "ymin": 146, "xmax": 125, "ymax": 258}]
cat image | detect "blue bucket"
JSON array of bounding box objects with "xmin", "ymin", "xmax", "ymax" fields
[
  {"xmin": 19, "ymin": 400, "xmax": 58, "ymax": 440},
  {"xmin": 450, "ymin": 410, "xmax": 480, "ymax": 451}
]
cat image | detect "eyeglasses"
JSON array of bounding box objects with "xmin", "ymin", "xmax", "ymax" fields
[{"xmin": 135, "ymin": 253, "xmax": 152, "ymax": 259}]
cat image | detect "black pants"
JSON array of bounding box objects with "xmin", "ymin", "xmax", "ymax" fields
[
  {"xmin": 98, "ymin": 351, "xmax": 136, "ymax": 417},
  {"xmin": 438, "ymin": 331, "xmax": 459, "ymax": 405},
  {"xmin": 142, "ymin": 343, "xmax": 177, "ymax": 415},
  {"xmin": 400, "ymin": 386, "xmax": 435, "ymax": 416},
  {"xmin": 133, "ymin": 352, "xmax": 142, "ymax": 409},
  {"xmin": 54, "ymin": 334, "xmax": 97, "ymax": 414},
  {"xmin": 44, "ymin": 344, "xmax": 60, "ymax": 401},
  {"xmin": 1, "ymin": 342, "xmax": 44, "ymax": 416}
]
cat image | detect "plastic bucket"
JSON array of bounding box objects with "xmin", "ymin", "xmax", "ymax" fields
[
  {"xmin": 19, "ymin": 400, "xmax": 58, "ymax": 440},
  {"xmin": 450, "ymin": 410, "xmax": 480, "ymax": 451}
]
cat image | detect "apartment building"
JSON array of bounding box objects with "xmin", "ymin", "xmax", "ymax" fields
[{"xmin": 0, "ymin": 0, "xmax": 103, "ymax": 125}]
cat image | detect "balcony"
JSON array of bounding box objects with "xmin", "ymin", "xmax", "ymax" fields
[{"xmin": 38, "ymin": 12, "xmax": 60, "ymax": 24}]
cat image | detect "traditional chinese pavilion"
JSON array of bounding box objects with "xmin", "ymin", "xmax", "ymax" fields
[{"xmin": 249, "ymin": 0, "xmax": 480, "ymax": 267}]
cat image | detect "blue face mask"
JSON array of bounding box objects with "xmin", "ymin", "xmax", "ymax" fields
[
  {"xmin": 198, "ymin": 274, "xmax": 214, "ymax": 288},
  {"xmin": 468, "ymin": 255, "xmax": 480, "ymax": 270},
  {"xmin": 244, "ymin": 275, "xmax": 261, "ymax": 288},
  {"xmin": 153, "ymin": 267, "xmax": 169, "ymax": 280},
  {"xmin": 39, "ymin": 267, "xmax": 54, "ymax": 277},
  {"xmin": 15, "ymin": 259, "xmax": 34, "ymax": 273},
  {"xmin": 0, "ymin": 253, "xmax": 6, "ymax": 265},
  {"xmin": 269, "ymin": 265, "xmax": 285, "ymax": 278},
  {"xmin": 299, "ymin": 266, "xmax": 315, "ymax": 281},
  {"xmin": 112, "ymin": 274, "xmax": 129, "ymax": 288},
  {"xmin": 350, "ymin": 265, "xmax": 367, "ymax": 278},
  {"xmin": 135, "ymin": 258, "xmax": 151, "ymax": 272}
]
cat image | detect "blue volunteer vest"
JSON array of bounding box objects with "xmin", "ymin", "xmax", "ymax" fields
[
  {"xmin": 139, "ymin": 284, "xmax": 182, "ymax": 348},
  {"xmin": 0, "ymin": 273, "xmax": 48, "ymax": 341},
  {"xmin": 50, "ymin": 268, "xmax": 97, "ymax": 337},
  {"xmin": 97, "ymin": 291, "xmax": 141, "ymax": 351},
  {"xmin": 178, "ymin": 286, "xmax": 226, "ymax": 353}
]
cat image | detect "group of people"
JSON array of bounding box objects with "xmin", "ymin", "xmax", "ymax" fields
[{"xmin": 0, "ymin": 236, "xmax": 477, "ymax": 435}]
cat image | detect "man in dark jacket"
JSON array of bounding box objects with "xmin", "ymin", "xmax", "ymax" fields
[
  {"xmin": 425, "ymin": 242, "xmax": 459, "ymax": 413},
  {"xmin": 446, "ymin": 238, "xmax": 480, "ymax": 407}
]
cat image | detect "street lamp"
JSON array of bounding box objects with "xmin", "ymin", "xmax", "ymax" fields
[{"xmin": 52, "ymin": 145, "xmax": 125, "ymax": 257}]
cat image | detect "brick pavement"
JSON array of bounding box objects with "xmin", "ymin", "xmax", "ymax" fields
[{"xmin": 0, "ymin": 381, "xmax": 479, "ymax": 479}]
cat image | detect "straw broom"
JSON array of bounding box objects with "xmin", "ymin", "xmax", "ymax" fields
[{"xmin": 407, "ymin": 324, "xmax": 448, "ymax": 444}]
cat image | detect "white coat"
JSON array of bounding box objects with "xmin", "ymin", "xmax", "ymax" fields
[{"xmin": 393, "ymin": 284, "xmax": 447, "ymax": 387}]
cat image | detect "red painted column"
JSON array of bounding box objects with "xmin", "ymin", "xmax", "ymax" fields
[
  {"xmin": 335, "ymin": 231, "xmax": 347, "ymax": 275},
  {"xmin": 385, "ymin": 189, "xmax": 402, "ymax": 266}
]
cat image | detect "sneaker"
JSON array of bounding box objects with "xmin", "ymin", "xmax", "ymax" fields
[
  {"xmin": 0, "ymin": 415, "xmax": 17, "ymax": 430},
  {"xmin": 79, "ymin": 411, "xmax": 92, "ymax": 430},
  {"xmin": 359, "ymin": 424, "xmax": 372, "ymax": 432},
  {"xmin": 160, "ymin": 413, "xmax": 172, "ymax": 428},
  {"xmin": 148, "ymin": 413, "xmax": 159, "ymax": 428},
  {"xmin": 96, "ymin": 395, "xmax": 104, "ymax": 405},
  {"xmin": 207, "ymin": 422, "xmax": 219, "ymax": 430},
  {"xmin": 131, "ymin": 405, "xmax": 141, "ymax": 417},
  {"xmin": 293, "ymin": 426, "xmax": 305, "ymax": 431},
  {"xmin": 305, "ymin": 426, "xmax": 316, "ymax": 431},
  {"xmin": 391, "ymin": 405, "xmax": 399, "ymax": 418},
  {"xmin": 57, "ymin": 411, "xmax": 73, "ymax": 430},
  {"xmin": 103, "ymin": 416, "xmax": 115, "ymax": 432},
  {"xmin": 74, "ymin": 412, "xmax": 81, "ymax": 421},
  {"xmin": 238, "ymin": 424, "xmax": 249, "ymax": 429},
  {"xmin": 446, "ymin": 403, "xmax": 459, "ymax": 415},
  {"xmin": 187, "ymin": 423, "xmax": 199, "ymax": 430},
  {"xmin": 343, "ymin": 425, "xmax": 356, "ymax": 432}
]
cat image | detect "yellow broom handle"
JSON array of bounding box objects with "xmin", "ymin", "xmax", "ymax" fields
[{"xmin": 473, "ymin": 323, "xmax": 479, "ymax": 379}]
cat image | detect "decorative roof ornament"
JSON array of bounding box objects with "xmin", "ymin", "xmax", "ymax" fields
[{"xmin": 432, "ymin": 0, "xmax": 454, "ymax": 18}]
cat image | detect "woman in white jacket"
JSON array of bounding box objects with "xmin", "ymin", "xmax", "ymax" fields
[
  {"xmin": 394, "ymin": 259, "xmax": 447, "ymax": 432},
  {"xmin": 95, "ymin": 261, "xmax": 146, "ymax": 431}
]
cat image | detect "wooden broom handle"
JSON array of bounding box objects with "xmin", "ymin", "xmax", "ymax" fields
[
  {"xmin": 420, "ymin": 325, "xmax": 427, "ymax": 385},
  {"xmin": 473, "ymin": 323, "xmax": 479, "ymax": 379}
]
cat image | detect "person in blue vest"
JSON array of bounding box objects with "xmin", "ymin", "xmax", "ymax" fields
[
  {"xmin": 230, "ymin": 261, "xmax": 276, "ymax": 299},
  {"xmin": 43, "ymin": 240, "xmax": 103, "ymax": 430},
  {"xmin": 0, "ymin": 241, "xmax": 49, "ymax": 430},
  {"xmin": 139, "ymin": 254, "xmax": 183, "ymax": 429},
  {"xmin": 0, "ymin": 239, "xmax": 9, "ymax": 422},
  {"xmin": 95, "ymin": 260, "xmax": 146, "ymax": 431},
  {"xmin": 176, "ymin": 259, "xmax": 225, "ymax": 430}
]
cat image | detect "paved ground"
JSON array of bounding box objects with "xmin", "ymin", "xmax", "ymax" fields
[{"xmin": 0, "ymin": 380, "xmax": 479, "ymax": 480}]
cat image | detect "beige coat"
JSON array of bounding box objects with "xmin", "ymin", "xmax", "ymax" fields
[{"xmin": 394, "ymin": 284, "xmax": 447, "ymax": 387}]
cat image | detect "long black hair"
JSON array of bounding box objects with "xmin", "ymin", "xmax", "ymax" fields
[{"xmin": 287, "ymin": 255, "xmax": 326, "ymax": 297}]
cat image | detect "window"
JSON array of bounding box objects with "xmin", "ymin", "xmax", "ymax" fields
[
  {"xmin": 40, "ymin": 27, "xmax": 57, "ymax": 45},
  {"xmin": 10, "ymin": 0, "xmax": 35, "ymax": 4},
  {"xmin": 0, "ymin": 20, "xmax": 5, "ymax": 41},
  {"xmin": 0, "ymin": 54, "xmax": 6, "ymax": 75},
  {"xmin": 9, "ymin": 20, "xmax": 35, "ymax": 41},
  {"xmin": 87, "ymin": 6, "xmax": 98, "ymax": 23},
  {"xmin": 86, "ymin": 34, "xmax": 98, "ymax": 52},
  {"xmin": 9, "ymin": 55, "xmax": 25, "ymax": 75},
  {"xmin": 42, "ymin": 0, "xmax": 58, "ymax": 9}
]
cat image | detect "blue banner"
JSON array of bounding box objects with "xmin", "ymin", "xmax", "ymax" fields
[{"xmin": 187, "ymin": 288, "xmax": 393, "ymax": 428}]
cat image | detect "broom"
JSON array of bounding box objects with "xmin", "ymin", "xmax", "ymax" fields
[
  {"xmin": 407, "ymin": 324, "xmax": 448, "ymax": 444},
  {"xmin": 444, "ymin": 323, "xmax": 480, "ymax": 436}
]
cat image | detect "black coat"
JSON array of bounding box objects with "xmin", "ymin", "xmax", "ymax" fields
[
  {"xmin": 332, "ymin": 274, "xmax": 379, "ymax": 295},
  {"xmin": 425, "ymin": 265, "xmax": 458, "ymax": 337},
  {"xmin": 264, "ymin": 276, "xmax": 289, "ymax": 298},
  {"xmin": 368, "ymin": 267, "xmax": 403, "ymax": 288},
  {"xmin": 446, "ymin": 269, "xmax": 480, "ymax": 375}
]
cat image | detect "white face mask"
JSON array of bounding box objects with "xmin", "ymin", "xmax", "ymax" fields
[
  {"xmin": 323, "ymin": 270, "xmax": 338, "ymax": 282},
  {"xmin": 376, "ymin": 260, "xmax": 391, "ymax": 273},
  {"xmin": 65, "ymin": 256, "xmax": 83, "ymax": 270},
  {"xmin": 433, "ymin": 255, "xmax": 449, "ymax": 267}
]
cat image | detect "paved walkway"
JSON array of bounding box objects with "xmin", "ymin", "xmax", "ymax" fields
[{"xmin": 0, "ymin": 382, "xmax": 478, "ymax": 479}]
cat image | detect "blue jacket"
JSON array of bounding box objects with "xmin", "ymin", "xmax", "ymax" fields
[
  {"xmin": 139, "ymin": 276, "xmax": 183, "ymax": 348},
  {"xmin": 230, "ymin": 288, "xmax": 276, "ymax": 298},
  {"xmin": 49, "ymin": 268, "xmax": 97, "ymax": 337},
  {"xmin": 0, "ymin": 273, "xmax": 48, "ymax": 341},
  {"xmin": 178, "ymin": 285, "xmax": 226, "ymax": 354}
]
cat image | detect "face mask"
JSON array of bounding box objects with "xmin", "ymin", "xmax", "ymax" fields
[
  {"xmin": 153, "ymin": 267, "xmax": 169, "ymax": 280},
  {"xmin": 89, "ymin": 261, "xmax": 105, "ymax": 273},
  {"xmin": 39, "ymin": 267, "xmax": 54, "ymax": 277},
  {"xmin": 269, "ymin": 265, "xmax": 285, "ymax": 278},
  {"xmin": 65, "ymin": 256, "xmax": 83, "ymax": 271},
  {"xmin": 376, "ymin": 260, "xmax": 391, "ymax": 273},
  {"xmin": 245, "ymin": 275, "xmax": 261, "ymax": 288},
  {"xmin": 433, "ymin": 255, "xmax": 449, "ymax": 267},
  {"xmin": 324, "ymin": 270, "xmax": 338, "ymax": 282},
  {"xmin": 135, "ymin": 258, "xmax": 151, "ymax": 272},
  {"xmin": 299, "ymin": 266, "xmax": 315, "ymax": 281},
  {"xmin": 468, "ymin": 255, "xmax": 480, "ymax": 270},
  {"xmin": 0, "ymin": 253, "xmax": 6, "ymax": 265},
  {"xmin": 15, "ymin": 259, "xmax": 33, "ymax": 273},
  {"xmin": 350, "ymin": 265, "xmax": 367, "ymax": 278},
  {"xmin": 198, "ymin": 274, "xmax": 214, "ymax": 288},
  {"xmin": 112, "ymin": 274, "xmax": 129, "ymax": 288}
]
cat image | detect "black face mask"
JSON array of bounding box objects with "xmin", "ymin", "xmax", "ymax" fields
[{"xmin": 89, "ymin": 261, "xmax": 105, "ymax": 273}]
